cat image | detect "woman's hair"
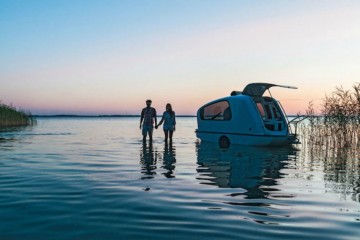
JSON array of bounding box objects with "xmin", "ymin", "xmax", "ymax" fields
[{"xmin": 166, "ymin": 103, "xmax": 173, "ymax": 116}]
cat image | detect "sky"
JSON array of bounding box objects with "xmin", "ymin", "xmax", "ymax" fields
[{"xmin": 1, "ymin": 0, "xmax": 360, "ymax": 115}]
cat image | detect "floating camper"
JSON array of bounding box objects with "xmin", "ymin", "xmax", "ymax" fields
[{"xmin": 195, "ymin": 83, "xmax": 301, "ymax": 148}]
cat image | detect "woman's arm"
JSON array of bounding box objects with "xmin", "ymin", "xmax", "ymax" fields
[
  {"xmin": 156, "ymin": 113, "xmax": 165, "ymax": 128},
  {"xmin": 173, "ymin": 111, "xmax": 176, "ymax": 131}
]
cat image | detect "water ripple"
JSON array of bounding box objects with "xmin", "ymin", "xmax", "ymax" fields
[{"xmin": 0, "ymin": 117, "xmax": 359, "ymax": 240}]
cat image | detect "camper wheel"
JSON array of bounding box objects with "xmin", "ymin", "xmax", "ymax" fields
[{"xmin": 219, "ymin": 136, "xmax": 230, "ymax": 149}]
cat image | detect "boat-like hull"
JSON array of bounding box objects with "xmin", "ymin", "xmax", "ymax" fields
[{"xmin": 196, "ymin": 130, "xmax": 297, "ymax": 147}]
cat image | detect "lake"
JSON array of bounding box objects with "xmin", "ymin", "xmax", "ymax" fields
[{"xmin": 0, "ymin": 117, "xmax": 359, "ymax": 240}]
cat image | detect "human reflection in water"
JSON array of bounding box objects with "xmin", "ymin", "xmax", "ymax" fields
[
  {"xmin": 140, "ymin": 141, "xmax": 158, "ymax": 179},
  {"xmin": 161, "ymin": 142, "xmax": 176, "ymax": 178},
  {"xmin": 196, "ymin": 142, "xmax": 297, "ymax": 199}
]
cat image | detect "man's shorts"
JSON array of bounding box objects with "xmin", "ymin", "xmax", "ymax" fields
[{"xmin": 142, "ymin": 125, "xmax": 153, "ymax": 135}]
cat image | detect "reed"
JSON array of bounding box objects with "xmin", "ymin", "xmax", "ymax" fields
[
  {"xmin": 297, "ymin": 85, "xmax": 360, "ymax": 200},
  {"xmin": 0, "ymin": 102, "xmax": 36, "ymax": 128},
  {"xmin": 300, "ymin": 83, "xmax": 360, "ymax": 149}
]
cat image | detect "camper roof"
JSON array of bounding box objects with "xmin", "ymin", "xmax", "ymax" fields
[{"xmin": 242, "ymin": 83, "xmax": 297, "ymax": 97}]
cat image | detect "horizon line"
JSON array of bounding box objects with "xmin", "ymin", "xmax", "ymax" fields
[
  {"xmin": 32, "ymin": 114, "xmax": 304, "ymax": 118},
  {"xmin": 33, "ymin": 114, "xmax": 196, "ymax": 117}
]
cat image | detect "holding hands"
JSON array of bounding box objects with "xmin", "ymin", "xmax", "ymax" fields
[{"xmin": 155, "ymin": 124, "xmax": 175, "ymax": 130}]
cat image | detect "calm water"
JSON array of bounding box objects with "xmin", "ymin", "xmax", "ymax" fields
[{"xmin": 0, "ymin": 117, "xmax": 359, "ymax": 240}]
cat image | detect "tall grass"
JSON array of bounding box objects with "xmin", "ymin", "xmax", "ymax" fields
[
  {"xmin": 0, "ymin": 102, "xmax": 36, "ymax": 128},
  {"xmin": 300, "ymin": 83, "xmax": 360, "ymax": 149},
  {"xmin": 297, "ymin": 84, "xmax": 360, "ymax": 201}
]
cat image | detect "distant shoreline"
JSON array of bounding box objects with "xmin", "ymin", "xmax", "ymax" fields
[
  {"xmin": 33, "ymin": 115, "xmax": 196, "ymax": 118},
  {"xmin": 33, "ymin": 114, "xmax": 301, "ymax": 118}
]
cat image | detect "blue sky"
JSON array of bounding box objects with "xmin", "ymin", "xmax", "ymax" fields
[{"xmin": 1, "ymin": 0, "xmax": 360, "ymax": 115}]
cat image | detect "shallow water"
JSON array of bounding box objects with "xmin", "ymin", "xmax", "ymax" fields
[{"xmin": 0, "ymin": 117, "xmax": 359, "ymax": 240}]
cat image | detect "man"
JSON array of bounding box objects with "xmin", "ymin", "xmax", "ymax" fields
[{"xmin": 140, "ymin": 99, "xmax": 157, "ymax": 141}]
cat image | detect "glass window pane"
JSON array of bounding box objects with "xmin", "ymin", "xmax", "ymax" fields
[{"xmin": 201, "ymin": 101, "xmax": 231, "ymax": 120}]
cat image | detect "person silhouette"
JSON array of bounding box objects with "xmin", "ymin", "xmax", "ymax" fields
[
  {"xmin": 156, "ymin": 103, "xmax": 176, "ymax": 142},
  {"xmin": 140, "ymin": 99, "xmax": 157, "ymax": 142}
]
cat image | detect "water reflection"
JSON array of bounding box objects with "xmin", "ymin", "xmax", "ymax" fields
[
  {"xmin": 140, "ymin": 142, "xmax": 158, "ymax": 179},
  {"xmin": 196, "ymin": 142, "xmax": 298, "ymax": 199},
  {"xmin": 161, "ymin": 142, "xmax": 176, "ymax": 178},
  {"xmin": 0, "ymin": 126, "xmax": 34, "ymax": 150},
  {"xmin": 302, "ymin": 144, "xmax": 360, "ymax": 202},
  {"xmin": 139, "ymin": 142, "xmax": 177, "ymax": 179}
]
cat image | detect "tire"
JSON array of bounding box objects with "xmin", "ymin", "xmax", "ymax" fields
[{"xmin": 219, "ymin": 136, "xmax": 230, "ymax": 149}]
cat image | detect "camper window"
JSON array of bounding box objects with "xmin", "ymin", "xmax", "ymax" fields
[
  {"xmin": 201, "ymin": 101, "xmax": 231, "ymax": 121},
  {"xmin": 256, "ymin": 103, "xmax": 266, "ymax": 119}
]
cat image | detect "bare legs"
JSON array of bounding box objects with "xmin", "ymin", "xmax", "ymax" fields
[
  {"xmin": 149, "ymin": 133, "xmax": 153, "ymax": 142},
  {"xmin": 143, "ymin": 134, "xmax": 153, "ymax": 142},
  {"xmin": 143, "ymin": 127, "xmax": 153, "ymax": 142},
  {"xmin": 164, "ymin": 130, "xmax": 173, "ymax": 142}
]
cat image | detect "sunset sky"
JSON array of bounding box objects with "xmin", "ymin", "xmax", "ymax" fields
[{"xmin": 1, "ymin": 0, "xmax": 360, "ymax": 115}]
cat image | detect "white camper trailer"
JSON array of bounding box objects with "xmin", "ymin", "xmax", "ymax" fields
[{"xmin": 196, "ymin": 83, "xmax": 299, "ymax": 148}]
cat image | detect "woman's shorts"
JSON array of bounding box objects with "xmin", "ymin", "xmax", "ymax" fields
[{"xmin": 163, "ymin": 125, "xmax": 174, "ymax": 131}]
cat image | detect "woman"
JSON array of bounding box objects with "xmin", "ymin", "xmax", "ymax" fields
[{"xmin": 156, "ymin": 103, "xmax": 176, "ymax": 142}]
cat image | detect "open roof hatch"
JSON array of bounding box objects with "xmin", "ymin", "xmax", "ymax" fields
[{"xmin": 242, "ymin": 83, "xmax": 297, "ymax": 97}]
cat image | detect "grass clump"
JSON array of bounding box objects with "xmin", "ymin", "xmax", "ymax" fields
[
  {"xmin": 0, "ymin": 102, "xmax": 36, "ymax": 128},
  {"xmin": 301, "ymin": 83, "xmax": 360, "ymax": 149},
  {"xmin": 298, "ymin": 84, "xmax": 360, "ymax": 201}
]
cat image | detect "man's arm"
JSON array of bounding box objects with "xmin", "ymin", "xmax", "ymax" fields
[
  {"xmin": 153, "ymin": 108, "xmax": 157, "ymax": 126},
  {"xmin": 140, "ymin": 109, "xmax": 144, "ymax": 129}
]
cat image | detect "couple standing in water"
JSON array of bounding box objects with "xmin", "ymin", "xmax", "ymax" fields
[{"xmin": 139, "ymin": 99, "xmax": 176, "ymax": 142}]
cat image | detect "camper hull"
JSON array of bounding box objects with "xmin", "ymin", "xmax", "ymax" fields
[{"xmin": 196, "ymin": 130, "xmax": 297, "ymax": 147}]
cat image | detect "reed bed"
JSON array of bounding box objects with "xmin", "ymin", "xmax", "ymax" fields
[
  {"xmin": 297, "ymin": 84, "xmax": 360, "ymax": 201},
  {"xmin": 299, "ymin": 83, "xmax": 360, "ymax": 150},
  {"xmin": 0, "ymin": 102, "xmax": 36, "ymax": 128}
]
